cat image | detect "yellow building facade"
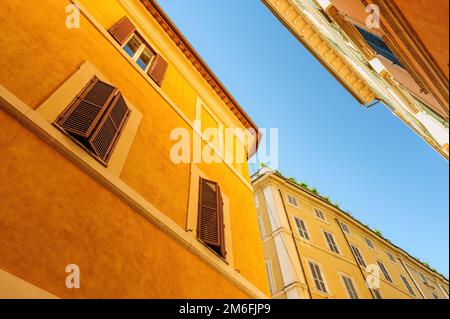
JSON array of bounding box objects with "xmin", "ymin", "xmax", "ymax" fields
[
  {"xmin": 0, "ymin": 0, "xmax": 270, "ymax": 298},
  {"xmin": 253, "ymin": 168, "xmax": 449, "ymax": 299}
]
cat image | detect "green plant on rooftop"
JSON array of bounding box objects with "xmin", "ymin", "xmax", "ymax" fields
[{"xmin": 373, "ymin": 229, "xmax": 383, "ymax": 237}]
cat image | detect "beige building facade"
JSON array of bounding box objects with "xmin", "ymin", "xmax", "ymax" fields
[{"xmin": 253, "ymin": 168, "xmax": 449, "ymax": 299}]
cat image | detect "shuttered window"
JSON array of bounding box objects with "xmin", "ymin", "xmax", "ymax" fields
[
  {"xmin": 308, "ymin": 261, "xmax": 327, "ymax": 293},
  {"xmin": 350, "ymin": 245, "xmax": 366, "ymax": 268},
  {"xmin": 324, "ymin": 231, "xmax": 339, "ymax": 254},
  {"xmin": 110, "ymin": 17, "xmax": 168, "ymax": 86},
  {"xmin": 197, "ymin": 178, "xmax": 226, "ymax": 258},
  {"xmin": 371, "ymin": 288, "xmax": 383, "ymax": 299},
  {"xmin": 315, "ymin": 209, "xmax": 326, "ymax": 220},
  {"xmin": 286, "ymin": 194, "xmax": 298, "ymax": 207},
  {"xmin": 401, "ymin": 275, "xmax": 416, "ymax": 296},
  {"xmin": 342, "ymin": 275, "xmax": 359, "ymax": 299},
  {"xmin": 55, "ymin": 76, "xmax": 130, "ymax": 165},
  {"xmin": 294, "ymin": 217, "xmax": 309, "ymax": 240},
  {"xmin": 387, "ymin": 251, "xmax": 396, "ymax": 263},
  {"xmin": 365, "ymin": 237, "xmax": 375, "ymax": 249},
  {"xmin": 377, "ymin": 261, "xmax": 393, "ymax": 283},
  {"xmin": 340, "ymin": 222, "xmax": 350, "ymax": 234}
]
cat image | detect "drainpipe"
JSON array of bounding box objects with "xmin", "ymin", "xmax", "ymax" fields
[
  {"xmin": 335, "ymin": 218, "xmax": 376, "ymax": 299},
  {"xmin": 277, "ymin": 189, "xmax": 312, "ymax": 299}
]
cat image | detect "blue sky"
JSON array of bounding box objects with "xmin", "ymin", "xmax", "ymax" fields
[{"xmin": 156, "ymin": 0, "xmax": 449, "ymax": 276}]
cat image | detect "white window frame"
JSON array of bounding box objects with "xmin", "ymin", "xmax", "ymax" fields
[
  {"xmin": 341, "ymin": 274, "xmax": 359, "ymax": 299},
  {"xmin": 257, "ymin": 214, "xmax": 265, "ymax": 240},
  {"xmin": 286, "ymin": 193, "xmax": 299, "ymax": 207},
  {"xmin": 377, "ymin": 260, "xmax": 392, "ymax": 283},
  {"xmin": 350, "ymin": 245, "xmax": 366, "ymax": 267},
  {"xmin": 340, "ymin": 221, "xmax": 350, "ymax": 234},
  {"xmin": 365, "ymin": 237, "xmax": 375, "ymax": 250},
  {"xmin": 314, "ymin": 208, "xmax": 327, "ymax": 221},
  {"xmin": 307, "ymin": 260, "xmax": 329, "ymax": 294},
  {"xmin": 386, "ymin": 251, "xmax": 396, "ymax": 264},
  {"xmin": 294, "ymin": 216, "xmax": 310, "ymax": 240},
  {"xmin": 323, "ymin": 230, "xmax": 340, "ymax": 254},
  {"xmin": 400, "ymin": 275, "xmax": 416, "ymax": 296},
  {"xmin": 122, "ymin": 33, "xmax": 155, "ymax": 73},
  {"xmin": 254, "ymin": 194, "xmax": 260, "ymax": 208},
  {"xmin": 265, "ymin": 259, "xmax": 276, "ymax": 295}
]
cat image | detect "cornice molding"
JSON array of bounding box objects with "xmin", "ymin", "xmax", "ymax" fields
[{"xmin": 139, "ymin": 0, "xmax": 260, "ymax": 155}]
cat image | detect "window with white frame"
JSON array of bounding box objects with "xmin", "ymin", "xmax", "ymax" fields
[
  {"xmin": 308, "ymin": 261, "xmax": 328, "ymax": 293},
  {"xmin": 324, "ymin": 231, "xmax": 339, "ymax": 254},
  {"xmin": 315, "ymin": 208, "xmax": 326, "ymax": 220},
  {"xmin": 386, "ymin": 251, "xmax": 396, "ymax": 263},
  {"xmin": 350, "ymin": 245, "xmax": 366, "ymax": 267},
  {"xmin": 365, "ymin": 237, "xmax": 375, "ymax": 249},
  {"xmin": 401, "ymin": 275, "xmax": 416, "ymax": 296},
  {"xmin": 265, "ymin": 259, "xmax": 276, "ymax": 295},
  {"xmin": 419, "ymin": 272, "xmax": 429, "ymax": 285},
  {"xmin": 123, "ymin": 34, "xmax": 155, "ymax": 72},
  {"xmin": 257, "ymin": 214, "xmax": 265, "ymax": 240},
  {"xmin": 254, "ymin": 194, "xmax": 260, "ymax": 208},
  {"xmin": 294, "ymin": 217, "xmax": 309, "ymax": 240},
  {"xmin": 371, "ymin": 288, "xmax": 382, "ymax": 299},
  {"xmin": 342, "ymin": 275, "xmax": 359, "ymax": 299},
  {"xmin": 377, "ymin": 261, "xmax": 392, "ymax": 283},
  {"xmin": 340, "ymin": 221, "xmax": 350, "ymax": 234},
  {"xmin": 286, "ymin": 194, "xmax": 299, "ymax": 207}
]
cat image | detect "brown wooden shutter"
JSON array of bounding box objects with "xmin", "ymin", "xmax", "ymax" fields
[
  {"xmin": 217, "ymin": 185, "xmax": 226, "ymax": 257},
  {"xmin": 109, "ymin": 17, "xmax": 136, "ymax": 45},
  {"xmin": 88, "ymin": 93, "xmax": 130, "ymax": 163},
  {"xmin": 148, "ymin": 55, "xmax": 168, "ymax": 86},
  {"xmin": 197, "ymin": 178, "xmax": 226, "ymax": 257},
  {"xmin": 56, "ymin": 77, "xmax": 117, "ymax": 138}
]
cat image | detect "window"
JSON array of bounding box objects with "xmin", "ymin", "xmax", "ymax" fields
[
  {"xmin": 254, "ymin": 194, "xmax": 260, "ymax": 208},
  {"xmin": 371, "ymin": 288, "xmax": 383, "ymax": 299},
  {"xmin": 308, "ymin": 261, "xmax": 328, "ymax": 293},
  {"xmin": 197, "ymin": 178, "xmax": 226, "ymax": 258},
  {"xmin": 109, "ymin": 17, "xmax": 168, "ymax": 86},
  {"xmin": 340, "ymin": 222, "xmax": 350, "ymax": 234},
  {"xmin": 419, "ymin": 272, "xmax": 429, "ymax": 285},
  {"xmin": 265, "ymin": 259, "xmax": 276, "ymax": 295},
  {"xmin": 350, "ymin": 245, "xmax": 366, "ymax": 267},
  {"xmin": 342, "ymin": 275, "xmax": 359, "ymax": 299},
  {"xmin": 315, "ymin": 209, "xmax": 326, "ymax": 220},
  {"xmin": 294, "ymin": 217, "xmax": 309, "ymax": 240},
  {"xmin": 365, "ymin": 237, "xmax": 375, "ymax": 249},
  {"xmin": 387, "ymin": 251, "xmax": 396, "ymax": 263},
  {"xmin": 257, "ymin": 214, "xmax": 265, "ymax": 240},
  {"xmin": 324, "ymin": 231, "xmax": 339, "ymax": 254},
  {"xmin": 355, "ymin": 25, "xmax": 403, "ymax": 66},
  {"xmin": 286, "ymin": 194, "xmax": 298, "ymax": 207},
  {"xmin": 401, "ymin": 275, "xmax": 416, "ymax": 296},
  {"xmin": 377, "ymin": 261, "xmax": 392, "ymax": 283},
  {"xmin": 55, "ymin": 76, "xmax": 131, "ymax": 165}
]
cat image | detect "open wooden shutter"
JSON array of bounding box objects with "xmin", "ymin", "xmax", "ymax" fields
[
  {"xmin": 56, "ymin": 77, "xmax": 117, "ymax": 138},
  {"xmin": 88, "ymin": 93, "xmax": 130, "ymax": 163},
  {"xmin": 109, "ymin": 17, "xmax": 136, "ymax": 45},
  {"xmin": 217, "ymin": 185, "xmax": 226, "ymax": 257},
  {"xmin": 197, "ymin": 178, "xmax": 225, "ymax": 257},
  {"xmin": 148, "ymin": 55, "xmax": 168, "ymax": 86}
]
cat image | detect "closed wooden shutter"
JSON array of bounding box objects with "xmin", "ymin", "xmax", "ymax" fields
[
  {"xmin": 198, "ymin": 178, "xmax": 226, "ymax": 257},
  {"xmin": 56, "ymin": 76, "xmax": 117, "ymax": 138},
  {"xmin": 109, "ymin": 17, "xmax": 136, "ymax": 45},
  {"xmin": 148, "ymin": 55, "xmax": 168, "ymax": 86},
  {"xmin": 88, "ymin": 93, "xmax": 130, "ymax": 163}
]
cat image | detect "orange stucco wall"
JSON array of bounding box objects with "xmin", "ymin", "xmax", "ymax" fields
[{"xmin": 0, "ymin": 0, "xmax": 269, "ymax": 298}]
